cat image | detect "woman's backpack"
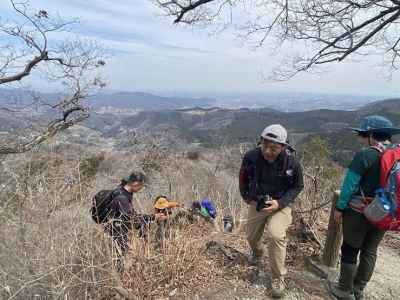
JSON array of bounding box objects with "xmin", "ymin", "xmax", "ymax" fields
[
  {"xmin": 91, "ymin": 189, "xmax": 120, "ymax": 224},
  {"xmin": 364, "ymin": 145, "xmax": 400, "ymax": 231}
]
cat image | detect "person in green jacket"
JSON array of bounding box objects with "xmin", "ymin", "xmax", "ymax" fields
[{"xmin": 328, "ymin": 115, "xmax": 400, "ymax": 300}]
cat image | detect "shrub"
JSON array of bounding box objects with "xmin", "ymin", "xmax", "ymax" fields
[
  {"xmin": 186, "ymin": 151, "xmax": 201, "ymax": 160},
  {"xmin": 79, "ymin": 153, "xmax": 106, "ymax": 180}
]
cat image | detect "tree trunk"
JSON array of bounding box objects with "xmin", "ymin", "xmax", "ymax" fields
[{"xmin": 322, "ymin": 190, "xmax": 342, "ymax": 268}]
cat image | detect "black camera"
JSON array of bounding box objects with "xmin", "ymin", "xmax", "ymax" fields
[{"xmin": 256, "ymin": 195, "xmax": 272, "ymax": 212}]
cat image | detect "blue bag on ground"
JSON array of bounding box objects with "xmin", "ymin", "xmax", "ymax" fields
[{"xmin": 200, "ymin": 198, "xmax": 217, "ymax": 219}]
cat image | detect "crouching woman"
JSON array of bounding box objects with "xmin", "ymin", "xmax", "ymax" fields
[{"xmin": 105, "ymin": 172, "xmax": 150, "ymax": 272}]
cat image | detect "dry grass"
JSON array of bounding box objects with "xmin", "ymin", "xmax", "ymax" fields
[{"xmin": 120, "ymin": 222, "xmax": 217, "ymax": 298}]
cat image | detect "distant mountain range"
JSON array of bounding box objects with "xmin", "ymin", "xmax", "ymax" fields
[
  {"xmin": 0, "ymin": 88, "xmax": 216, "ymax": 112},
  {"xmin": 88, "ymin": 91, "xmax": 381, "ymax": 112},
  {"xmin": 89, "ymin": 92, "xmax": 216, "ymax": 111},
  {"xmin": 89, "ymin": 98, "xmax": 400, "ymax": 142},
  {"xmin": 0, "ymin": 88, "xmax": 385, "ymax": 113},
  {"xmin": 213, "ymin": 91, "xmax": 379, "ymax": 112},
  {"xmin": 81, "ymin": 97, "xmax": 400, "ymax": 165}
]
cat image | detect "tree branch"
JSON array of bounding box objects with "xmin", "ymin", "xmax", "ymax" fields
[
  {"xmin": 338, "ymin": 9, "xmax": 400, "ymax": 61},
  {"xmin": 0, "ymin": 52, "xmax": 47, "ymax": 84},
  {"xmin": 156, "ymin": 0, "xmax": 400, "ymax": 79},
  {"xmin": 0, "ymin": 107, "xmax": 89, "ymax": 155},
  {"xmin": 158, "ymin": 0, "xmax": 216, "ymax": 23},
  {"xmin": 0, "ymin": 1, "xmax": 105, "ymax": 155}
]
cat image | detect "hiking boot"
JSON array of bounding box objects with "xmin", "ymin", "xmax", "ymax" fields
[
  {"xmin": 328, "ymin": 263, "xmax": 357, "ymax": 300},
  {"xmin": 352, "ymin": 248, "xmax": 377, "ymax": 300},
  {"xmin": 248, "ymin": 250, "xmax": 263, "ymax": 266},
  {"xmin": 328, "ymin": 282, "xmax": 355, "ymax": 300},
  {"xmin": 271, "ymin": 277, "xmax": 285, "ymax": 298}
]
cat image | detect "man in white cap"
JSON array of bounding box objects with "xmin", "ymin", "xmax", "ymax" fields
[{"xmin": 239, "ymin": 124, "xmax": 304, "ymax": 298}]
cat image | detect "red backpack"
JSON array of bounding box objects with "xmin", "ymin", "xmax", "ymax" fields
[{"xmin": 363, "ymin": 144, "xmax": 400, "ymax": 231}]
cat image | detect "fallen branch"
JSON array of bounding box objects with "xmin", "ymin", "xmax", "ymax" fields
[{"xmin": 295, "ymin": 199, "xmax": 332, "ymax": 214}]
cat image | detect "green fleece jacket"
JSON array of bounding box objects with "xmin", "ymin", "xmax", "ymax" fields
[
  {"xmin": 336, "ymin": 144, "xmax": 389, "ymax": 211},
  {"xmin": 336, "ymin": 170, "xmax": 362, "ymax": 211}
]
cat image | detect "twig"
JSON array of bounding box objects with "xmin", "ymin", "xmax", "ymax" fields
[
  {"xmin": 295, "ymin": 199, "xmax": 332, "ymax": 214},
  {"xmin": 7, "ymin": 266, "xmax": 62, "ymax": 300}
]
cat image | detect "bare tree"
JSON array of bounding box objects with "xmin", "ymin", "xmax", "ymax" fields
[
  {"xmin": 155, "ymin": 0, "xmax": 400, "ymax": 79},
  {"xmin": 0, "ymin": 0, "xmax": 105, "ymax": 154}
]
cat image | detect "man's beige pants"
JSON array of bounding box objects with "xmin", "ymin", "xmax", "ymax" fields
[{"xmin": 246, "ymin": 202, "xmax": 292, "ymax": 278}]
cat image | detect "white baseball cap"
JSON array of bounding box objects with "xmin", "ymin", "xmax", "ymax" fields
[{"xmin": 261, "ymin": 124, "xmax": 288, "ymax": 145}]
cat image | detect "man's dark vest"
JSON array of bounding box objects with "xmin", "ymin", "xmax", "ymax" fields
[{"xmin": 247, "ymin": 147, "xmax": 295, "ymax": 201}]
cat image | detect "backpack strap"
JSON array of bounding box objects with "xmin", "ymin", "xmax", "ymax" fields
[
  {"xmin": 370, "ymin": 143, "xmax": 385, "ymax": 154},
  {"xmin": 109, "ymin": 186, "xmax": 125, "ymax": 204},
  {"xmin": 254, "ymin": 148, "xmax": 264, "ymax": 195},
  {"xmin": 281, "ymin": 148, "xmax": 293, "ymax": 176}
]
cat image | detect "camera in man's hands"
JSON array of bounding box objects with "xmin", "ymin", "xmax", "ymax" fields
[{"xmin": 256, "ymin": 195, "xmax": 272, "ymax": 212}]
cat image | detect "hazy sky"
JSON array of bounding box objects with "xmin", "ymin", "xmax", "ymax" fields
[{"xmin": 1, "ymin": 0, "xmax": 400, "ymax": 97}]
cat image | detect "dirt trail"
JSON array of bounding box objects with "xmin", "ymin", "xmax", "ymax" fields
[
  {"xmin": 194, "ymin": 232, "xmax": 400, "ymax": 300},
  {"xmin": 364, "ymin": 246, "xmax": 399, "ymax": 299}
]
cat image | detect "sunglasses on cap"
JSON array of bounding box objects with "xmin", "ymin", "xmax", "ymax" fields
[{"xmin": 265, "ymin": 133, "xmax": 278, "ymax": 139}]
